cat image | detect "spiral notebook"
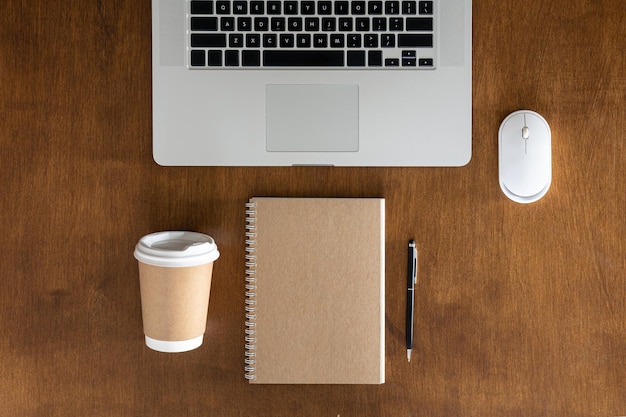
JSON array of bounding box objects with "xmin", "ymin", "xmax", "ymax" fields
[{"xmin": 245, "ymin": 197, "xmax": 385, "ymax": 384}]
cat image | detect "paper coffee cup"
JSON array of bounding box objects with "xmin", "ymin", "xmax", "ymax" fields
[{"xmin": 134, "ymin": 231, "xmax": 219, "ymax": 353}]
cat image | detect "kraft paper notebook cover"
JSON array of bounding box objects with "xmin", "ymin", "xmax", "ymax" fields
[{"xmin": 244, "ymin": 197, "xmax": 385, "ymax": 384}]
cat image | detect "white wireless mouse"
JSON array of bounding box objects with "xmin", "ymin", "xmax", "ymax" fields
[{"xmin": 498, "ymin": 110, "xmax": 551, "ymax": 204}]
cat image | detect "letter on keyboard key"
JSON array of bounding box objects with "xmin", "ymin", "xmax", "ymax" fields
[{"xmin": 263, "ymin": 50, "xmax": 344, "ymax": 66}]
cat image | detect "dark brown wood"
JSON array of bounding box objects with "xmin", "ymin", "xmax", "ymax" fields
[{"xmin": 1, "ymin": 0, "xmax": 625, "ymax": 415}]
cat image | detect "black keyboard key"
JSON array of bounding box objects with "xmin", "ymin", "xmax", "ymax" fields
[
  {"xmin": 238, "ymin": 16, "xmax": 252, "ymax": 31},
  {"xmin": 365, "ymin": 34, "xmax": 378, "ymax": 47},
  {"xmin": 385, "ymin": 58, "xmax": 400, "ymax": 66},
  {"xmin": 215, "ymin": 1, "xmax": 230, "ymax": 14},
  {"xmin": 221, "ymin": 17, "xmax": 235, "ymax": 31},
  {"xmin": 191, "ymin": 33, "xmax": 227, "ymax": 47},
  {"xmin": 314, "ymin": 34, "xmax": 327, "ymax": 47},
  {"xmin": 318, "ymin": 1, "xmax": 333, "ymax": 14},
  {"xmin": 301, "ymin": 1, "xmax": 316, "ymax": 14},
  {"xmin": 267, "ymin": 1, "xmax": 282, "ymax": 14},
  {"xmin": 381, "ymin": 34, "xmax": 395, "ymax": 47},
  {"xmin": 352, "ymin": 1, "xmax": 366, "ymax": 14},
  {"xmin": 250, "ymin": 1, "xmax": 264, "ymax": 14},
  {"xmin": 263, "ymin": 33, "xmax": 278, "ymax": 47},
  {"xmin": 296, "ymin": 34, "xmax": 311, "ymax": 47},
  {"xmin": 330, "ymin": 34, "xmax": 345, "ymax": 47},
  {"xmin": 254, "ymin": 17, "xmax": 269, "ymax": 31},
  {"xmin": 208, "ymin": 50, "xmax": 222, "ymax": 66},
  {"xmin": 339, "ymin": 18, "xmax": 353, "ymax": 31},
  {"xmin": 322, "ymin": 17, "xmax": 336, "ymax": 31},
  {"xmin": 243, "ymin": 50, "xmax": 261, "ymax": 66},
  {"xmin": 191, "ymin": 17, "xmax": 218, "ymax": 31},
  {"xmin": 190, "ymin": 50, "xmax": 206, "ymax": 66},
  {"xmin": 406, "ymin": 17, "xmax": 433, "ymax": 31},
  {"xmin": 246, "ymin": 33, "xmax": 261, "ymax": 47},
  {"xmin": 398, "ymin": 34, "xmax": 433, "ymax": 47},
  {"xmin": 271, "ymin": 17, "xmax": 286, "ymax": 31},
  {"xmin": 390, "ymin": 17, "xmax": 403, "ymax": 30},
  {"xmin": 373, "ymin": 17, "xmax": 387, "ymax": 31},
  {"xmin": 356, "ymin": 18, "xmax": 369, "ymax": 31},
  {"xmin": 347, "ymin": 51, "xmax": 366, "ymax": 66},
  {"xmin": 419, "ymin": 58, "xmax": 434, "ymax": 66},
  {"xmin": 288, "ymin": 17, "xmax": 303, "ymax": 31},
  {"xmin": 347, "ymin": 34, "xmax": 361, "ymax": 48},
  {"xmin": 385, "ymin": 1, "xmax": 400, "ymax": 14},
  {"xmin": 263, "ymin": 50, "xmax": 344, "ymax": 66},
  {"xmin": 191, "ymin": 1, "xmax": 213, "ymax": 14},
  {"xmin": 305, "ymin": 17, "xmax": 320, "ymax": 31},
  {"xmin": 369, "ymin": 1, "xmax": 383, "ymax": 14},
  {"xmin": 229, "ymin": 33, "xmax": 244, "ymax": 47},
  {"xmin": 225, "ymin": 50, "xmax": 239, "ymax": 66},
  {"xmin": 402, "ymin": 1, "xmax": 417, "ymax": 14},
  {"xmin": 335, "ymin": 1, "xmax": 349, "ymax": 14},
  {"xmin": 233, "ymin": 1, "xmax": 247, "ymax": 14},
  {"xmin": 368, "ymin": 50, "xmax": 383, "ymax": 66},
  {"xmin": 284, "ymin": 1, "xmax": 298, "ymax": 14},
  {"xmin": 280, "ymin": 34, "xmax": 295, "ymax": 47},
  {"xmin": 419, "ymin": 0, "xmax": 433, "ymax": 14}
]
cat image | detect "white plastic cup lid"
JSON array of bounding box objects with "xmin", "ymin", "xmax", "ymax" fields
[{"xmin": 134, "ymin": 231, "xmax": 220, "ymax": 267}]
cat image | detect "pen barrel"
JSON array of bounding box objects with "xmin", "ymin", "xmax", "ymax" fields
[
  {"xmin": 406, "ymin": 287, "xmax": 414, "ymax": 349},
  {"xmin": 406, "ymin": 241, "xmax": 416, "ymax": 351}
]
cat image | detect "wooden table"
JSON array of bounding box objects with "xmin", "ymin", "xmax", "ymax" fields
[{"xmin": 1, "ymin": 0, "xmax": 625, "ymax": 415}]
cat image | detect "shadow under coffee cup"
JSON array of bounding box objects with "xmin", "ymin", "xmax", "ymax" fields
[{"xmin": 134, "ymin": 231, "xmax": 220, "ymax": 353}]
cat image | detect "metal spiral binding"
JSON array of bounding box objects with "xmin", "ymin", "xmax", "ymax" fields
[{"xmin": 244, "ymin": 202, "xmax": 257, "ymax": 380}]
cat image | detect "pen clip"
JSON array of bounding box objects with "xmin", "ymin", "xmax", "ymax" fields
[
  {"xmin": 408, "ymin": 240, "xmax": 417, "ymax": 287},
  {"xmin": 413, "ymin": 250, "xmax": 418, "ymax": 285}
]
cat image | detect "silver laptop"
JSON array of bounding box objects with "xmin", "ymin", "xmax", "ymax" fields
[{"xmin": 152, "ymin": 0, "xmax": 472, "ymax": 166}]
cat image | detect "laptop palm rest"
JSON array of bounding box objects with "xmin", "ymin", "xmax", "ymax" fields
[{"xmin": 266, "ymin": 84, "xmax": 359, "ymax": 152}]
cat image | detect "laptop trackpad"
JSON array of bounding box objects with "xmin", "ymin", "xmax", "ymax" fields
[{"xmin": 266, "ymin": 84, "xmax": 359, "ymax": 152}]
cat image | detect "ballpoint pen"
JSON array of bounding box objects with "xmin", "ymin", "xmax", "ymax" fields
[{"xmin": 407, "ymin": 240, "xmax": 417, "ymax": 362}]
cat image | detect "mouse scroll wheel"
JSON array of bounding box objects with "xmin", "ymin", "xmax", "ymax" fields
[{"xmin": 522, "ymin": 126, "xmax": 530, "ymax": 139}]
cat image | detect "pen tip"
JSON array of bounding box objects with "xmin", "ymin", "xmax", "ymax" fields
[{"xmin": 407, "ymin": 349, "xmax": 412, "ymax": 362}]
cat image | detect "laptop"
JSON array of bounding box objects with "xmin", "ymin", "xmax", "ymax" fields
[{"xmin": 152, "ymin": 0, "xmax": 472, "ymax": 166}]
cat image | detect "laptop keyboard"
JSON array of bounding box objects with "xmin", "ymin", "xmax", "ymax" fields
[{"xmin": 188, "ymin": 0, "xmax": 436, "ymax": 69}]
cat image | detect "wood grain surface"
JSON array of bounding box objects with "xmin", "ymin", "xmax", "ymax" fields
[{"xmin": 1, "ymin": 0, "xmax": 625, "ymax": 416}]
